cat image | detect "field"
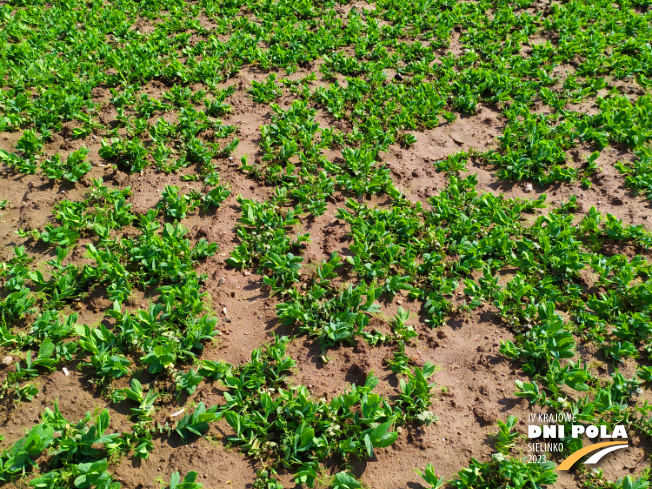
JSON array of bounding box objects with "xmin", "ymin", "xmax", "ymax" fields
[{"xmin": 1, "ymin": 0, "xmax": 652, "ymax": 487}]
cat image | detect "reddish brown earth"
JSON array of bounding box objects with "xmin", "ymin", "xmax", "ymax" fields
[{"xmin": 1, "ymin": 60, "xmax": 651, "ymax": 489}]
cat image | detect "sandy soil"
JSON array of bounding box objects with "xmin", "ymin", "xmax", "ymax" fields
[{"xmin": 1, "ymin": 14, "xmax": 651, "ymax": 489}]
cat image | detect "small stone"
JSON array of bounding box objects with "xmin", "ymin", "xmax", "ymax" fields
[
  {"xmin": 524, "ymin": 183, "xmax": 533, "ymax": 192},
  {"xmin": 397, "ymin": 300, "xmax": 402, "ymax": 305},
  {"xmin": 451, "ymin": 134, "xmax": 465, "ymax": 145},
  {"xmin": 222, "ymin": 307, "xmax": 227, "ymax": 315},
  {"xmin": 243, "ymin": 270, "xmax": 251, "ymax": 276},
  {"xmin": 224, "ymin": 317, "xmax": 232, "ymax": 323},
  {"xmin": 1, "ymin": 356, "xmax": 12, "ymax": 366},
  {"xmin": 218, "ymin": 277, "xmax": 226, "ymax": 286}
]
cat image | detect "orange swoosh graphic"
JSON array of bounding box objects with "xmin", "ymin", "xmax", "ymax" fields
[{"xmin": 556, "ymin": 441, "xmax": 627, "ymax": 471}]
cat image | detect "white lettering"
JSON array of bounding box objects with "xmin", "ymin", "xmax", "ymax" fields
[
  {"xmin": 572, "ymin": 425, "xmax": 585, "ymax": 438},
  {"xmin": 529, "ymin": 425, "xmax": 542, "ymax": 438},
  {"xmin": 543, "ymin": 425, "xmax": 557, "ymax": 438},
  {"xmin": 586, "ymin": 426, "xmax": 599, "ymax": 438},
  {"xmin": 612, "ymin": 425, "xmax": 627, "ymax": 439}
]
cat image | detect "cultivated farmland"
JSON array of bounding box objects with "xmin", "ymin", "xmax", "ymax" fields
[{"xmin": 1, "ymin": 0, "xmax": 652, "ymax": 488}]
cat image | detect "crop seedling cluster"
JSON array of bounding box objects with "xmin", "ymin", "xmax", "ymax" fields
[{"xmin": 1, "ymin": 0, "xmax": 652, "ymax": 487}]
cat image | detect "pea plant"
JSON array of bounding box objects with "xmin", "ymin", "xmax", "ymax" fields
[{"xmin": 1, "ymin": 0, "xmax": 652, "ymax": 487}]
